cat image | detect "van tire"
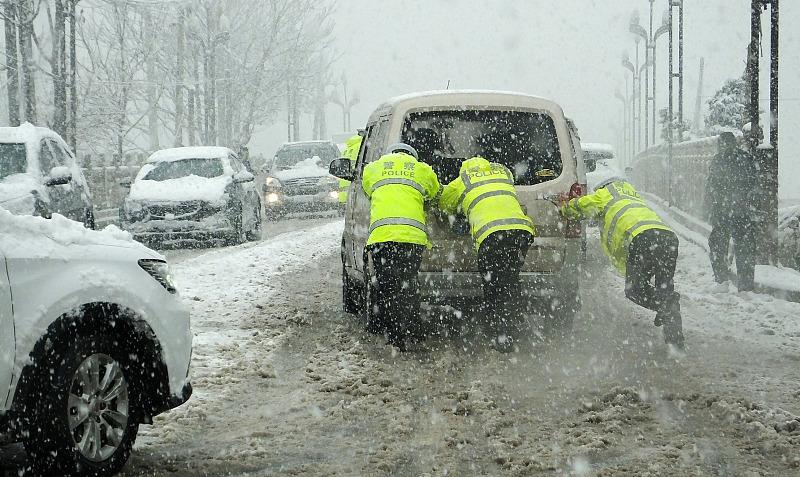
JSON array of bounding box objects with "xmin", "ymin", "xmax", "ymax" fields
[
  {"xmin": 23, "ymin": 333, "xmax": 139, "ymax": 476},
  {"xmin": 342, "ymin": 270, "xmax": 362, "ymax": 315},
  {"xmin": 544, "ymin": 294, "xmax": 579, "ymax": 339}
]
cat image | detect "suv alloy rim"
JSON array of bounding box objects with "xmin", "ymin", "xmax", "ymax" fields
[{"xmin": 67, "ymin": 353, "xmax": 130, "ymax": 462}]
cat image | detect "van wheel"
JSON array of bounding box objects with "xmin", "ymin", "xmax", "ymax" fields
[
  {"xmin": 24, "ymin": 334, "xmax": 139, "ymax": 476},
  {"xmin": 544, "ymin": 294, "xmax": 580, "ymax": 339},
  {"xmin": 342, "ymin": 270, "xmax": 362, "ymax": 315}
]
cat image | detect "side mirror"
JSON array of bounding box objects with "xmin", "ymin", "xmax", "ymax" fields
[
  {"xmin": 119, "ymin": 178, "xmax": 133, "ymax": 188},
  {"xmin": 45, "ymin": 166, "xmax": 72, "ymax": 187},
  {"xmin": 234, "ymin": 171, "xmax": 255, "ymax": 183},
  {"xmin": 584, "ymin": 159, "xmax": 597, "ymax": 173},
  {"xmin": 329, "ymin": 157, "xmax": 354, "ymax": 181}
]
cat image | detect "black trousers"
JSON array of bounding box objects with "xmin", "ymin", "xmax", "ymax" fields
[
  {"xmin": 366, "ymin": 242, "xmax": 424, "ymax": 344},
  {"xmin": 708, "ymin": 214, "xmax": 757, "ymax": 291},
  {"xmin": 625, "ymin": 229, "xmax": 679, "ymax": 313},
  {"xmin": 477, "ymin": 230, "xmax": 531, "ymax": 328}
]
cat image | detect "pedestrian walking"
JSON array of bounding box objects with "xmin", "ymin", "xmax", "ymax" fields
[
  {"xmin": 362, "ymin": 143, "xmax": 440, "ymax": 350},
  {"xmin": 706, "ymin": 131, "xmax": 760, "ymax": 291},
  {"xmin": 439, "ymin": 157, "xmax": 535, "ymax": 351},
  {"xmin": 561, "ymin": 172, "xmax": 684, "ymax": 349}
]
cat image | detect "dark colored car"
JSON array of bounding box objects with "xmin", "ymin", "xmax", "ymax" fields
[{"xmin": 262, "ymin": 141, "xmax": 341, "ymax": 220}]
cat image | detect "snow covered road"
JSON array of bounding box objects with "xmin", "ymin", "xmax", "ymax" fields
[{"xmin": 109, "ymin": 219, "xmax": 800, "ymax": 476}]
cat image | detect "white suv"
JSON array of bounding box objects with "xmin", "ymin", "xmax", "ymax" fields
[{"xmin": 0, "ymin": 209, "xmax": 192, "ymax": 475}]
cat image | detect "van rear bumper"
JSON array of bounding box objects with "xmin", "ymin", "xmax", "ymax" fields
[{"xmin": 419, "ymin": 271, "xmax": 575, "ymax": 302}]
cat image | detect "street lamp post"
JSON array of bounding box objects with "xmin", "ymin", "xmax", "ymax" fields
[
  {"xmin": 615, "ymin": 88, "xmax": 629, "ymax": 167},
  {"xmin": 622, "ymin": 53, "xmax": 637, "ymax": 160},
  {"xmin": 630, "ymin": 12, "xmax": 648, "ymax": 150},
  {"xmin": 651, "ymin": 15, "xmax": 670, "ymax": 145}
]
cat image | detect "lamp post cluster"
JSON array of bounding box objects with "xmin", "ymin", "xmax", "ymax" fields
[{"xmin": 620, "ymin": 0, "xmax": 683, "ymax": 205}]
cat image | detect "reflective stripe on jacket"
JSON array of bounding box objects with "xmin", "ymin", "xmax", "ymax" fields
[
  {"xmin": 561, "ymin": 180, "xmax": 672, "ymax": 275},
  {"xmin": 439, "ymin": 157, "xmax": 535, "ymax": 249},
  {"xmin": 362, "ymin": 152, "xmax": 440, "ymax": 247},
  {"xmin": 338, "ymin": 135, "xmax": 362, "ymax": 203}
]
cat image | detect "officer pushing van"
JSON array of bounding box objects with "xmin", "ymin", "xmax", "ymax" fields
[
  {"xmin": 561, "ymin": 172, "xmax": 684, "ymax": 350},
  {"xmin": 439, "ymin": 156, "xmax": 535, "ymax": 351},
  {"xmin": 361, "ymin": 143, "xmax": 440, "ymax": 350}
]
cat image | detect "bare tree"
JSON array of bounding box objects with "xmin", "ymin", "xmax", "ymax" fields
[{"xmin": 4, "ymin": 0, "xmax": 20, "ymax": 126}]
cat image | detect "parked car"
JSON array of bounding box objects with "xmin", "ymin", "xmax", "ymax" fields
[
  {"xmin": 0, "ymin": 208, "xmax": 192, "ymax": 476},
  {"xmin": 262, "ymin": 141, "xmax": 341, "ymax": 220},
  {"xmin": 330, "ymin": 90, "xmax": 587, "ymax": 333},
  {"xmin": 0, "ymin": 122, "xmax": 94, "ymax": 228},
  {"xmin": 581, "ymin": 142, "xmax": 618, "ymax": 190},
  {"xmin": 120, "ymin": 146, "xmax": 261, "ymax": 247}
]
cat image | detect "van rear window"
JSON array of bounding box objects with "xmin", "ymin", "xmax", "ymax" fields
[{"xmin": 402, "ymin": 110, "xmax": 562, "ymax": 185}]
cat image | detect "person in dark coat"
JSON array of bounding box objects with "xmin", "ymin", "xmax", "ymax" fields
[{"xmin": 706, "ymin": 132, "xmax": 760, "ymax": 291}]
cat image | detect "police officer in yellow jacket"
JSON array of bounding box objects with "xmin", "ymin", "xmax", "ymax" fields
[
  {"xmin": 338, "ymin": 135, "xmax": 362, "ymax": 208},
  {"xmin": 362, "ymin": 143, "xmax": 440, "ymax": 349},
  {"xmin": 439, "ymin": 157, "xmax": 535, "ymax": 351},
  {"xmin": 561, "ymin": 173, "xmax": 684, "ymax": 349}
]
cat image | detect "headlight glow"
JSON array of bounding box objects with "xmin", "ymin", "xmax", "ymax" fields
[
  {"xmin": 265, "ymin": 177, "xmax": 281, "ymax": 187},
  {"xmin": 328, "ymin": 191, "xmax": 339, "ymax": 199},
  {"xmin": 267, "ymin": 193, "xmax": 280, "ymax": 203}
]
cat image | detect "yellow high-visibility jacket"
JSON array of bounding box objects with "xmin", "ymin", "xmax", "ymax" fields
[
  {"xmin": 339, "ymin": 135, "xmax": 362, "ymax": 204},
  {"xmin": 362, "ymin": 152, "xmax": 440, "ymax": 247},
  {"xmin": 561, "ymin": 180, "xmax": 672, "ymax": 275},
  {"xmin": 439, "ymin": 157, "xmax": 535, "ymax": 249}
]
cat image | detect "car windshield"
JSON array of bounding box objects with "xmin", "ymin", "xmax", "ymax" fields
[
  {"xmin": 402, "ymin": 110, "xmax": 562, "ymax": 185},
  {"xmin": 274, "ymin": 144, "xmax": 339, "ymax": 170},
  {"xmin": 0, "ymin": 143, "xmax": 28, "ymax": 179},
  {"xmin": 143, "ymin": 158, "xmax": 224, "ymax": 181}
]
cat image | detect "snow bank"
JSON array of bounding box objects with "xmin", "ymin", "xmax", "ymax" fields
[{"xmin": 147, "ymin": 146, "xmax": 233, "ymax": 163}]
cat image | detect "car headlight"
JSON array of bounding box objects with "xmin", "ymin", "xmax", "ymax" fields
[
  {"xmin": 265, "ymin": 177, "xmax": 281, "ymax": 188},
  {"xmin": 328, "ymin": 190, "xmax": 339, "ymax": 199},
  {"xmin": 267, "ymin": 193, "xmax": 280, "ymax": 203},
  {"xmin": 139, "ymin": 259, "xmax": 177, "ymax": 294}
]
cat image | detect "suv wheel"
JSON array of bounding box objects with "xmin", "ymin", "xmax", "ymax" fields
[
  {"xmin": 228, "ymin": 205, "xmax": 246, "ymax": 245},
  {"xmin": 83, "ymin": 207, "xmax": 96, "ymax": 230},
  {"xmin": 24, "ymin": 335, "xmax": 139, "ymax": 476},
  {"xmin": 246, "ymin": 204, "xmax": 262, "ymax": 241}
]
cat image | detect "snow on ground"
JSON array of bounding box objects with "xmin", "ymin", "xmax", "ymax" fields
[
  {"xmin": 133, "ymin": 220, "xmax": 343, "ymax": 450},
  {"xmin": 116, "ymin": 217, "xmax": 800, "ymax": 476}
]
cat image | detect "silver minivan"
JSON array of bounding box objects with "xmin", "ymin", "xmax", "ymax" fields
[{"xmin": 334, "ymin": 91, "xmax": 588, "ymax": 332}]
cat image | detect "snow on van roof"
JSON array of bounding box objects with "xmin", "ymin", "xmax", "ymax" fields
[
  {"xmin": 581, "ymin": 143, "xmax": 615, "ymax": 154},
  {"xmin": 147, "ymin": 146, "xmax": 233, "ymax": 163},
  {"xmin": 0, "ymin": 122, "xmax": 66, "ymax": 146},
  {"xmin": 381, "ymin": 89, "xmax": 554, "ymax": 108}
]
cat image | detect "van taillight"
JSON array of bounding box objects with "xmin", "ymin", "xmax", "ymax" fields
[{"xmin": 564, "ymin": 182, "xmax": 586, "ymax": 238}]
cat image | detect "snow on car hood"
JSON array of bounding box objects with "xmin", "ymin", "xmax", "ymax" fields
[
  {"xmin": 128, "ymin": 174, "xmax": 231, "ymax": 205},
  {"xmin": 0, "ymin": 173, "xmax": 41, "ymax": 213},
  {"xmin": 273, "ymin": 156, "xmax": 330, "ymax": 181},
  {"xmin": 0, "ymin": 207, "xmax": 158, "ymax": 259}
]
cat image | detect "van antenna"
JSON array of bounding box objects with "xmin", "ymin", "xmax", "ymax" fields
[{"xmin": 446, "ymin": 80, "xmax": 451, "ymax": 90}]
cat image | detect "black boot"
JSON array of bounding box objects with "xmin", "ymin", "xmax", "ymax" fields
[{"xmin": 661, "ymin": 293, "xmax": 684, "ymax": 349}]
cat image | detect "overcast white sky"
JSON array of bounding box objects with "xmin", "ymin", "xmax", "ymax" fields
[{"xmin": 251, "ymin": 0, "xmax": 798, "ymax": 199}]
